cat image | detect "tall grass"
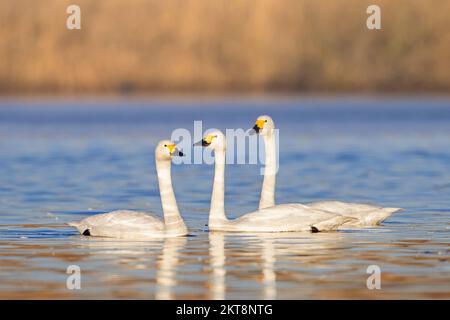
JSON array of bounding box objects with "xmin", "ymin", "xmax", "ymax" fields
[{"xmin": 0, "ymin": 0, "xmax": 449, "ymax": 94}]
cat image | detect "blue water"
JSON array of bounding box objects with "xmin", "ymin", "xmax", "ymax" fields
[{"xmin": 0, "ymin": 97, "xmax": 449, "ymax": 299}]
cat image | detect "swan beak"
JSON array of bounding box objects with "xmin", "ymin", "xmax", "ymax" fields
[
  {"xmin": 248, "ymin": 124, "xmax": 259, "ymax": 135},
  {"xmin": 168, "ymin": 144, "xmax": 184, "ymax": 156},
  {"xmin": 172, "ymin": 147, "xmax": 184, "ymax": 157},
  {"xmin": 193, "ymin": 139, "xmax": 210, "ymax": 147},
  {"xmin": 250, "ymin": 119, "xmax": 264, "ymax": 135}
]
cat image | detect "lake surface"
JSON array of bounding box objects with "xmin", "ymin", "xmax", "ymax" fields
[{"xmin": 0, "ymin": 97, "xmax": 449, "ymax": 299}]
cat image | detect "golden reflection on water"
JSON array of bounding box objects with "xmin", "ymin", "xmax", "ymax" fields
[
  {"xmin": 155, "ymin": 237, "xmax": 187, "ymax": 300},
  {"xmin": 209, "ymin": 232, "xmax": 225, "ymax": 300},
  {"xmin": 0, "ymin": 226, "xmax": 449, "ymax": 299}
]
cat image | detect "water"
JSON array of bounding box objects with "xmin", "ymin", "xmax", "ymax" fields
[{"xmin": 0, "ymin": 97, "xmax": 449, "ymax": 299}]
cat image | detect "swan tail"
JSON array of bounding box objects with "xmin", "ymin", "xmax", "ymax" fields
[
  {"xmin": 311, "ymin": 215, "xmax": 357, "ymax": 232},
  {"xmin": 366, "ymin": 207, "xmax": 402, "ymax": 225},
  {"xmin": 67, "ymin": 222, "xmax": 79, "ymax": 228},
  {"xmin": 67, "ymin": 222, "xmax": 86, "ymax": 234}
]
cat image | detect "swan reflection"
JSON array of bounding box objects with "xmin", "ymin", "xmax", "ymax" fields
[
  {"xmin": 73, "ymin": 230, "xmax": 346, "ymax": 299},
  {"xmin": 209, "ymin": 232, "xmax": 226, "ymax": 299},
  {"xmin": 261, "ymin": 238, "xmax": 276, "ymax": 299},
  {"xmin": 155, "ymin": 237, "xmax": 187, "ymax": 300},
  {"xmin": 74, "ymin": 236, "xmax": 187, "ymax": 299},
  {"xmin": 208, "ymin": 231, "xmax": 347, "ymax": 300}
]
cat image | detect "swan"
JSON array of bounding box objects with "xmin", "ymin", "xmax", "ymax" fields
[
  {"xmin": 67, "ymin": 140, "xmax": 188, "ymax": 239},
  {"xmin": 194, "ymin": 131, "xmax": 355, "ymax": 232},
  {"xmin": 250, "ymin": 115, "xmax": 402, "ymax": 227}
]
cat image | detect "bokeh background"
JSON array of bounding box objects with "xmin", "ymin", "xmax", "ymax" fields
[{"xmin": 0, "ymin": 0, "xmax": 449, "ymax": 95}]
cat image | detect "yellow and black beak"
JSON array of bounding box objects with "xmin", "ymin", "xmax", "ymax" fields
[
  {"xmin": 251, "ymin": 124, "xmax": 260, "ymax": 134},
  {"xmin": 193, "ymin": 135, "xmax": 214, "ymax": 147},
  {"xmin": 193, "ymin": 139, "xmax": 210, "ymax": 147},
  {"xmin": 167, "ymin": 144, "xmax": 184, "ymax": 156},
  {"xmin": 249, "ymin": 119, "xmax": 265, "ymax": 135}
]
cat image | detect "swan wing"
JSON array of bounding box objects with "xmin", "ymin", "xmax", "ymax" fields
[
  {"xmin": 230, "ymin": 203, "xmax": 354, "ymax": 232},
  {"xmin": 307, "ymin": 201, "xmax": 402, "ymax": 226},
  {"xmin": 307, "ymin": 201, "xmax": 382, "ymax": 213},
  {"xmin": 68, "ymin": 210, "xmax": 166, "ymax": 239}
]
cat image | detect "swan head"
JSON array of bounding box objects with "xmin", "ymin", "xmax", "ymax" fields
[
  {"xmin": 155, "ymin": 140, "xmax": 184, "ymax": 161},
  {"xmin": 250, "ymin": 115, "xmax": 275, "ymax": 136},
  {"xmin": 193, "ymin": 130, "xmax": 226, "ymax": 151}
]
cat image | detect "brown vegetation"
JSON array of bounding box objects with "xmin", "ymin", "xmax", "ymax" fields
[{"xmin": 0, "ymin": 0, "xmax": 449, "ymax": 94}]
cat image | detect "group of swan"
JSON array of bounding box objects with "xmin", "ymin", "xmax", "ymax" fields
[{"xmin": 69, "ymin": 115, "xmax": 401, "ymax": 239}]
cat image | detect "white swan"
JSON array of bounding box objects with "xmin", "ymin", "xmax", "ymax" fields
[
  {"xmin": 194, "ymin": 131, "xmax": 355, "ymax": 232},
  {"xmin": 67, "ymin": 140, "xmax": 188, "ymax": 239},
  {"xmin": 250, "ymin": 115, "xmax": 402, "ymax": 227}
]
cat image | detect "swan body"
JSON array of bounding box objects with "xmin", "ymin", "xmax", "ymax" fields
[
  {"xmin": 211, "ymin": 203, "xmax": 356, "ymax": 232},
  {"xmin": 305, "ymin": 201, "xmax": 400, "ymax": 227},
  {"xmin": 251, "ymin": 115, "xmax": 402, "ymax": 227},
  {"xmin": 68, "ymin": 140, "xmax": 188, "ymax": 239},
  {"xmin": 195, "ymin": 131, "xmax": 354, "ymax": 232},
  {"xmin": 68, "ymin": 210, "xmax": 166, "ymax": 239}
]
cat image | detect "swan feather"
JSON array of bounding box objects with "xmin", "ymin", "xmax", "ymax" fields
[
  {"xmin": 307, "ymin": 201, "xmax": 402, "ymax": 226},
  {"xmin": 68, "ymin": 210, "xmax": 167, "ymax": 239},
  {"xmin": 214, "ymin": 203, "xmax": 356, "ymax": 232}
]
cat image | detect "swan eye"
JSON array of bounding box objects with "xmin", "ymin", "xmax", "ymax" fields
[
  {"xmin": 265, "ymin": 120, "xmax": 268, "ymax": 122},
  {"xmin": 164, "ymin": 144, "xmax": 167, "ymax": 147}
]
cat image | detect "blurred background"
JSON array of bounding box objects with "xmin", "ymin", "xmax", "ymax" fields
[{"xmin": 0, "ymin": 0, "xmax": 449, "ymax": 95}]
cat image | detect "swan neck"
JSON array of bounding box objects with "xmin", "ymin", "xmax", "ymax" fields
[
  {"xmin": 210, "ymin": 147, "xmax": 228, "ymax": 227},
  {"xmin": 259, "ymin": 133, "xmax": 277, "ymax": 209},
  {"xmin": 156, "ymin": 158, "xmax": 187, "ymax": 235}
]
